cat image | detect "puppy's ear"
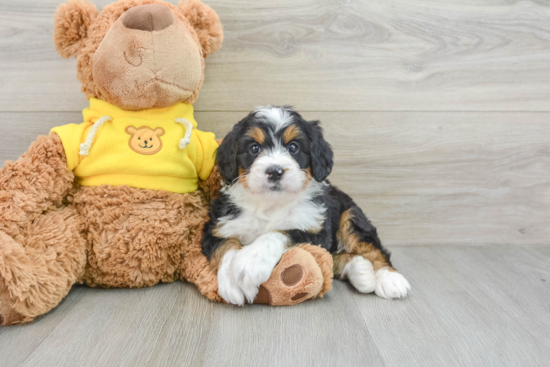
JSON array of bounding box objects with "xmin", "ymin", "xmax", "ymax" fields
[
  {"xmin": 54, "ymin": 0, "xmax": 98, "ymax": 58},
  {"xmin": 310, "ymin": 121, "xmax": 333, "ymax": 182},
  {"xmin": 217, "ymin": 129, "xmax": 239, "ymax": 184},
  {"xmin": 179, "ymin": 0, "xmax": 223, "ymax": 57}
]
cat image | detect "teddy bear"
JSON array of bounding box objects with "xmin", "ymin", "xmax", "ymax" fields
[{"xmin": 0, "ymin": 0, "xmax": 334, "ymax": 326}]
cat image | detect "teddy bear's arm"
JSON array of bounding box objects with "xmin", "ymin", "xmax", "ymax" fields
[
  {"xmin": 0, "ymin": 134, "xmax": 75, "ymax": 236},
  {"xmin": 197, "ymin": 137, "xmax": 223, "ymax": 202},
  {"xmin": 198, "ymin": 163, "xmax": 223, "ymax": 202}
]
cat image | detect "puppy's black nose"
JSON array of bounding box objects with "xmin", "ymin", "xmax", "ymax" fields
[{"xmin": 266, "ymin": 165, "xmax": 284, "ymax": 182}]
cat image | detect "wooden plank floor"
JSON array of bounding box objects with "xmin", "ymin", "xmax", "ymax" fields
[
  {"xmin": 0, "ymin": 245, "xmax": 548, "ymax": 367},
  {"xmin": 2, "ymin": 0, "xmax": 550, "ymax": 112}
]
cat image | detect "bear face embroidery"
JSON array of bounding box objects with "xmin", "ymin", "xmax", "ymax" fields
[{"xmin": 125, "ymin": 126, "xmax": 165, "ymax": 155}]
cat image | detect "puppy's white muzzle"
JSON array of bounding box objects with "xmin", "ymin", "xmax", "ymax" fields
[{"xmin": 246, "ymin": 148, "xmax": 305, "ymax": 195}]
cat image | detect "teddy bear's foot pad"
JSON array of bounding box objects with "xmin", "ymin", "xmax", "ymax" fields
[{"xmin": 253, "ymin": 247, "xmax": 325, "ymax": 306}]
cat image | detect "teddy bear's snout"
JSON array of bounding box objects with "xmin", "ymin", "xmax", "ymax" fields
[{"xmin": 122, "ymin": 4, "xmax": 174, "ymax": 32}]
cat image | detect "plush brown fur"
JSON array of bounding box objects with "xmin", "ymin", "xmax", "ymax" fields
[
  {"xmin": 0, "ymin": 0, "xmax": 333, "ymax": 325},
  {"xmin": 0, "ymin": 208, "xmax": 86, "ymax": 318},
  {"xmin": 0, "ymin": 135, "xmax": 85, "ymax": 319},
  {"xmin": 54, "ymin": 0, "xmax": 99, "ymax": 58},
  {"xmin": 178, "ymin": 0, "xmax": 223, "ymax": 57},
  {"xmin": 299, "ymin": 244, "xmax": 333, "ymax": 298},
  {"xmin": 0, "ymin": 278, "xmax": 32, "ymax": 326},
  {"xmin": 55, "ymin": 0, "xmax": 223, "ymax": 109},
  {"xmin": 0, "ymin": 134, "xmax": 74, "ymax": 239},
  {"xmin": 198, "ymin": 163, "xmax": 223, "ymax": 202},
  {"xmin": 74, "ymin": 185, "xmax": 206, "ymax": 288}
]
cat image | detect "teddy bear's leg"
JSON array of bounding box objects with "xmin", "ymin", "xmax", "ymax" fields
[
  {"xmin": 0, "ymin": 133, "xmax": 81, "ymax": 325},
  {"xmin": 0, "ymin": 206, "xmax": 86, "ymax": 326},
  {"xmin": 198, "ymin": 164, "xmax": 223, "ymax": 202},
  {"xmin": 180, "ymin": 217, "xmax": 225, "ymax": 303},
  {"xmin": 254, "ymin": 244, "xmax": 333, "ymax": 306},
  {"xmin": 0, "ymin": 276, "xmax": 32, "ymax": 325}
]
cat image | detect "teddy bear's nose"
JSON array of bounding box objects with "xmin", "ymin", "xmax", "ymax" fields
[{"xmin": 122, "ymin": 4, "xmax": 174, "ymax": 32}]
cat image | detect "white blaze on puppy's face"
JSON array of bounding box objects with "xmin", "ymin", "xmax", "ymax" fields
[
  {"xmin": 255, "ymin": 106, "xmax": 293, "ymax": 130},
  {"xmin": 245, "ymin": 147, "xmax": 306, "ymax": 195}
]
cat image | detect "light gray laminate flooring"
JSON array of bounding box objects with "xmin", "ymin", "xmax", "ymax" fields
[{"xmin": 0, "ymin": 245, "xmax": 548, "ymax": 367}]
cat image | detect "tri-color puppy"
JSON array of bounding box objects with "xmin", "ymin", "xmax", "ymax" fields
[{"xmin": 202, "ymin": 106, "xmax": 410, "ymax": 305}]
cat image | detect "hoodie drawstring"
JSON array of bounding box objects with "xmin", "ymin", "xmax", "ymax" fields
[
  {"xmin": 175, "ymin": 118, "xmax": 193, "ymax": 149},
  {"xmin": 79, "ymin": 116, "xmax": 112, "ymax": 156}
]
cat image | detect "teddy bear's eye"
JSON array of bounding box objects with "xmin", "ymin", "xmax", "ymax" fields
[
  {"xmin": 150, "ymin": 138, "xmax": 152, "ymax": 141},
  {"xmin": 138, "ymin": 137, "xmax": 141, "ymax": 140}
]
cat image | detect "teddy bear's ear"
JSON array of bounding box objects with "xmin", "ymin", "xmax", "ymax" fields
[
  {"xmin": 53, "ymin": 0, "xmax": 98, "ymax": 58},
  {"xmin": 178, "ymin": 0, "xmax": 223, "ymax": 57},
  {"xmin": 125, "ymin": 126, "xmax": 137, "ymax": 135}
]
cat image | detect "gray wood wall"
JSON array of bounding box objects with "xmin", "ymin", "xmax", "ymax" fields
[{"xmin": 1, "ymin": 0, "xmax": 549, "ymax": 246}]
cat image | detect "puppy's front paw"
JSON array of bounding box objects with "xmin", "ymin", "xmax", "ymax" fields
[
  {"xmin": 230, "ymin": 246, "xmax": 281, "ymax": 304},
  {"xmin": 218, "ymin": 250, "xmax": 246, "ymax": 306},
  {"xmin": 374, "ymin": 268, "xmax": 411, "ymax": 299}
]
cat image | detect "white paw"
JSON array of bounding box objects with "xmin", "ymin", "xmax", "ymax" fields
[
  {"xmin": 343, "ymin": 256, "xmax": 376, "ymax": 294},
  {"xmin": 229, "ymin": 245, "xmax": 280, "ymax": 304},
  {"xmin": 217, "ymin": 250, "xmax": 246, "ymax": 306},
  {"xmin": 375, "ymin": 268, "xmax": 411, "ymax": 299}
]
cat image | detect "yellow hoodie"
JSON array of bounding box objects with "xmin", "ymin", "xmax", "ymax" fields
[{"xmin": 50, "ymin": 98, "xmax": 218, "ymax": 194}]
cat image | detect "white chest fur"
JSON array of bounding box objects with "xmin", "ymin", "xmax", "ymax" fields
[{"xmin": 217, "ymin": 182, "xmax": 327, "ymax": 245}]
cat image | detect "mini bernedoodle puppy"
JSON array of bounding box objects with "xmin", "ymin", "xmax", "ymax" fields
[{"xmin": 202, "ymin": 106, "xmax": 411, "ymax": 305}]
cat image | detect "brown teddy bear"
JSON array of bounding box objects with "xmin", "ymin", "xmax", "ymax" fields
[{"xmin": 0, "ymin": 0, "xmax": 334, "ymax": 326}]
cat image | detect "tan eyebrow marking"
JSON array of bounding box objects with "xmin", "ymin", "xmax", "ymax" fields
[
  {"xmin": 283, "ymin": 124, "xmax": 302, "ymax": 144},
  {"xmin": 246, "ymin": 126, "xmax": 265, "ymax": 144}
]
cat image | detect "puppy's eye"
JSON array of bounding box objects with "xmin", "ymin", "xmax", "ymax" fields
[
  {"xmin": 250, "ymin": 144, "xmax": 261, "ymax": 155},
  {"xmin": 287, "ymin": 142, "xmax": 299, "ymax": 154}
]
